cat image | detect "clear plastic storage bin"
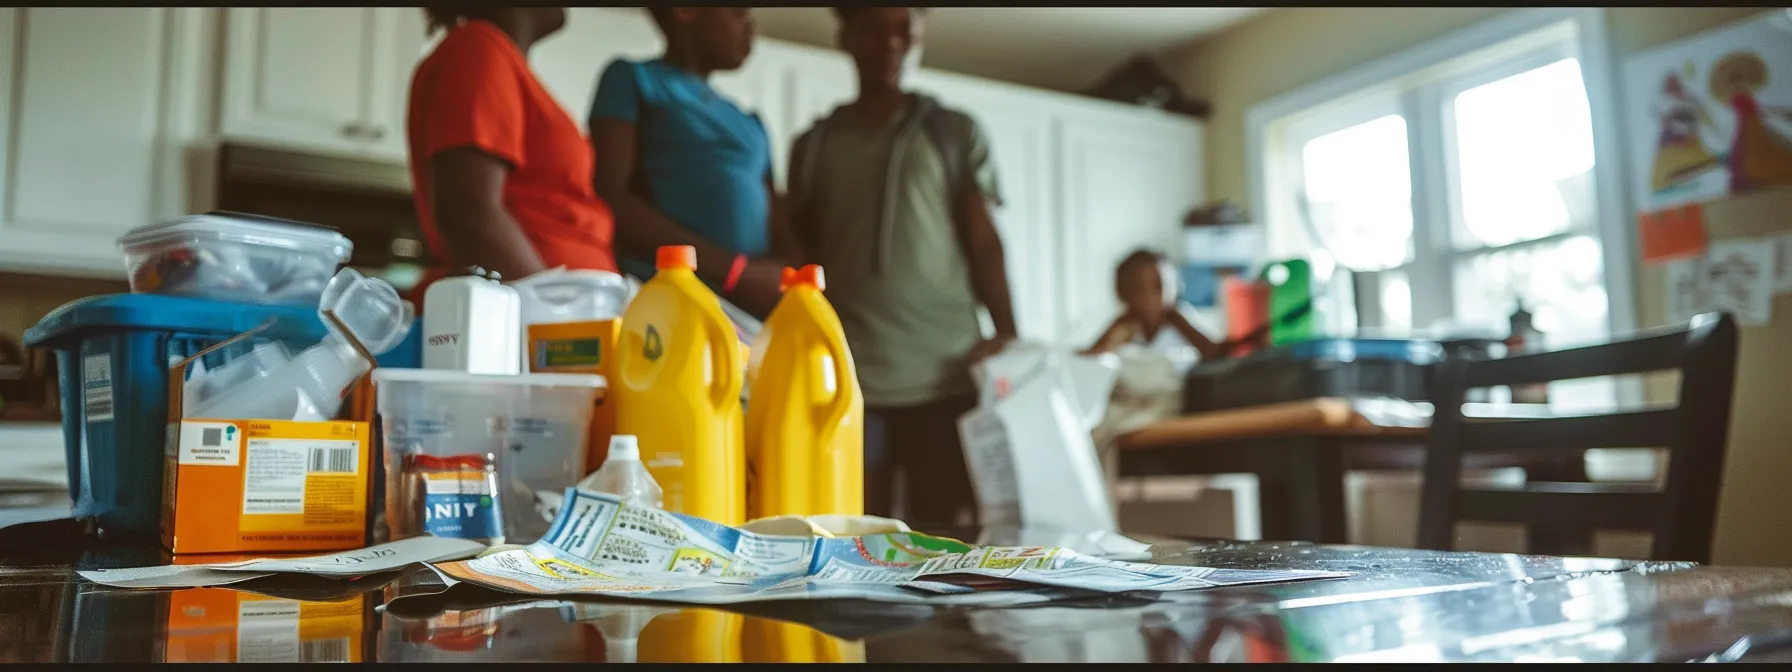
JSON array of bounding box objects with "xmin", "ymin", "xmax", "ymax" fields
[
  {"xmin": 118, "ymin": 212, "xmax": 353, "ymax": 307},
  {"xmin": 373, "ymin": 369, "xmax": 606, "ymax": 545}
]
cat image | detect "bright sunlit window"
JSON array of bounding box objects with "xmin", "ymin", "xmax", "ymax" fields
[{"xmin": 1258, "ymin": 13, "xmax": 1624, "ymax": 411}]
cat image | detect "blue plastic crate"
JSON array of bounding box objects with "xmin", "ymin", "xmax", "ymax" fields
[{"xmin": 23, "ymin": 294, "xmax": 328, "ymax": 538}]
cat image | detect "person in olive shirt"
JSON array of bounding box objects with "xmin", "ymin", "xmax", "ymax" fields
[{"xmin": 786, "ymin": 7, "xmax": 1019, "ymax": 526}]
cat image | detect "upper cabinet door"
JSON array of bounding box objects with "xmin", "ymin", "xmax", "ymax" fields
[
  {"xmin": 0, "ymin": 8, "xmax": 214, "ymax": 276},
  {"xmin": 221, "ymin": 7, "xmax": 384, "ymax": 157},
  {"xmin": 1055, "ymin": 110, "xmax": 1204, "ymax": 345},
  {"xmin": 363, "ymin": 8, "xmax": 427, "ymax": 162}
]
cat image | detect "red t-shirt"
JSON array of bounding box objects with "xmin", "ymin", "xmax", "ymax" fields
[{"xmin": 406, "ymin": 20, "xmax": 617, "ymax": 295}]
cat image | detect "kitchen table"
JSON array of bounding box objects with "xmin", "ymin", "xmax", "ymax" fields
[
  {"xmin": 3, "ymin": 526, "xmax": 1791, "ymax": 663},
  {"xmin": 1116, "ymin": 398, "xmax": 1589, "ymax": 548}
]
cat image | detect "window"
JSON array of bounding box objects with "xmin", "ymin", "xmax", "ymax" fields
[{"xmin": 1250, "ymin": 9, "xmax": 1633, "ymax": 411}]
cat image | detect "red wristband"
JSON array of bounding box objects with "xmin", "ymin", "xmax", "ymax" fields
[{"xmin": 722, "ymin": 254, "xmax": 748, "ymax": 294}]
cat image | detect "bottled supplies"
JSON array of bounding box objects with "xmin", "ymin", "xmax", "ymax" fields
[
  {"xmin": 577, "ymin": 435, "xmax": 663, "ymax": 508},
  {"xmin": 744, "ymin": 265, "xmax": 863, "ymax": 519},
  {"xmin": 614, "ymin": 246, "xmax": 746, "ymax": 525},
  {"xmin": 423, "ymin": 267, "xmax": 521, "ymax": 375}
]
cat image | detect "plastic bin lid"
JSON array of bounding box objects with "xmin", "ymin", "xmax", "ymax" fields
[
  {"xmin": 23, "ymin": 293, "xmax": 327, "ymax": 349},
  {"xmin": 117, "ymin": 211, "xmax": 352, "ymax": 262},
  {"xmin": 372, "ymin": 368, "xmax": 607, "ymax": 389},
  {"xmin": 1279, "ymin": 338, "xmax": 1444, "ymax": 364}
]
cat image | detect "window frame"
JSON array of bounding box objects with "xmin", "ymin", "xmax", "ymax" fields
[{"xmin": 1245, "ymin": 7, "xmax": 1640, "ymax": 406}]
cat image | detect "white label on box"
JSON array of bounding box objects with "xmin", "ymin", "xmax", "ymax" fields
[
  {"xmin": 178, "ymin": 421, "xmax": 242, "ymax": 466},
  {"xmin": 235, "ymin": 599, "xmax": 302, "ymax": 663},
  {"xmin": 81, "ymin": 354, "xmax": 114, "ymax": 423},
  {"xmin": 242, "ymin": 438, "xmax": 360, "ymax": 515}
]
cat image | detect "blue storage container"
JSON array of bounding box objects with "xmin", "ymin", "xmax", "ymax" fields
[
  {"xmin": 1183, "ymin": 337, "xmax": 1444, "ymax": 413},
  {"xmin": 23, "ymin": 294, "xmax": 328, "ymax": 538}
]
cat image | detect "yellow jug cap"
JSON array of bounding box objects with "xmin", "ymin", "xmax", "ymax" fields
[
  {"xmin": 656, "ymin": 245, "xmax": 697, "ymax": 271},
  {"xmin": 780, "ymin": 264, "xmax": 825, "ymax": 292}
]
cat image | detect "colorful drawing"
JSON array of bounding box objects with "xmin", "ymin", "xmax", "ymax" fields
[
  {"xmin": 1624, "ymin": 11, "xmax": 1792, "ymax": 213},
  {"xmin": 1648, "ymin": 70, "xmax": 1722, "ymax": 192},
  {"xmin": 1709, "ymin": 51, "xmax": 1792, "ymax": 192}
]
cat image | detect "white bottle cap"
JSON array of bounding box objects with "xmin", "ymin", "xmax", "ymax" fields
[{"xmin": 608, "ymin": 435, "xmax": 640, "ymax": 461}]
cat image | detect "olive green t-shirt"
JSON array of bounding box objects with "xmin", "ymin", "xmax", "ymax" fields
[{"xmin": 807, "ymin": 105, "xmax": 1002, "ymax": 408}]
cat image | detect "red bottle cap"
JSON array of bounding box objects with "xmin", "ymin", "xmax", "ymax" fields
[
  {"xmin": 656, "ymin": 245, "xmax": 697, "ymax": 271},
  {"xmin": 779, "ymin": 264, "xmax": 825, "ymax": 292}
]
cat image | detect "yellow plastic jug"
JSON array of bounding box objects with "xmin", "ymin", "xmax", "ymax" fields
[
  {"xmin": 742, "ymin": 618, "xmax": 866, "ymax": 663},
  {"xmin": 614, "ymin": 246, "xmax": 745, "ymax": 525},
  {"xmin": 638, "ymin": 609, "xmax": 742, "ymax": 663},
  {"xmin": 744, "ymin": 265, "xmax": 863, "ymax": 520}
]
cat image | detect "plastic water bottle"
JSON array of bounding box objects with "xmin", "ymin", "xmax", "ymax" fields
[{"xmin": 578, "ymin": 435, "xmax": 664, "ymax": 508}]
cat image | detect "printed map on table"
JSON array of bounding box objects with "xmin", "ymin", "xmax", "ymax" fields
[{"xmin": 431, "ymin": 489, "xmax": 1348, "ymax": 606}]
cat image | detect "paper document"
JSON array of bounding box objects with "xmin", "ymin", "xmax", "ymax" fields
[
  {"xmin": 78, "ymin": 536, "xmax": 487, "ymax": 589},
  {"xmin": 430, "ymin": 488, "xmax": 1347, "ymax": 605}
]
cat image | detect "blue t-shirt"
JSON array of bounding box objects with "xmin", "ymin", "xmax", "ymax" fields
[{"xmin": 589, "ymin": 59, "xmax": 772, "ymax": 280}]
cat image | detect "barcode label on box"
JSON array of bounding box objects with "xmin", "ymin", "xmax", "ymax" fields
[
  {"xmin": 81, "ymin": 354, "xmax": 114, "ymax": 423},
  {"xmin": 302, "ymin": 638, "xmax": 351, "ymax": 663},
  {"xmin": 307, "ymin": 446, "xmax": 356, "ymax": 473},
  {"xmin": 177, "ymin": 421, "xmax": 241, "ymax": 466},
  {"xmin": 243, "ymin": 439, "xmax": 359, "ymax": 515}
]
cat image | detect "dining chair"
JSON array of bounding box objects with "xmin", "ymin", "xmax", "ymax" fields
[{"xmin": 1417, "ymin": 312, "xmax": 1740, "ymax": 563}]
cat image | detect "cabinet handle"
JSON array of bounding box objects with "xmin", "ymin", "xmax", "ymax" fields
[
  {"xmin": 340, "ymin": 123, "xmax": 364, "ymax": 138},
  {"xmin": 364, "ymin": 126, "xmax": 387, "ymax": 141}
]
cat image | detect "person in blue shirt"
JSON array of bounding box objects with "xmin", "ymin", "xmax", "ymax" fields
[{"xmin": 588, "ymin": 7, "xmax": 791, "ymax": 316}]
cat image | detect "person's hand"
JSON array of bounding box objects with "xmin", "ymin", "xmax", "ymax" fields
[
  {"xmin": 967, "ymin": 334, "xmax": 1015, "ymax": 365},
  {"xmin": 727, "ymin": 257, "xmax": 788, "ymax": 316}
]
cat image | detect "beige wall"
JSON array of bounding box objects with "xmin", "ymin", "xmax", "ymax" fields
[{"xmin": 1169, "ymin": 7, "xmax": 1792, "ymax": 568}]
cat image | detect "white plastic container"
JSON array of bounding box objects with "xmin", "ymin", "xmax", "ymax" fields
[
  {"xmin": 512, "ymin": 268, "xmax": 632, "ymax": 325},
  {"xmin": 373, "ymin": 369, "xmax": 606, "ymax": 544},
  {"xmin": 118, "ymin": 212, "xmax": 353, "ymax": 307},
  {"xmin": 423, "ymin": 268, "xmax": 521, "ymax": 375}
]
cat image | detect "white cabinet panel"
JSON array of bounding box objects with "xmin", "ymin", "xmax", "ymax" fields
[
  {"xmin": 0, "ymin": 7, "xmax": 214, "ymax": 277},
  {"xmin": 222, "ymin": 7, "xmax": 376, "ymax": 156},
  {"xmin": 530, "ymin": 7, "xmax": 662, "ymax": 132},
  {"xmin": 1055, "ymin": 112, "xmax": 1204, "ymax": 345},
  {"xmin": 365, "ymin": 8, "xmax": 427, "ymax": 162},
  {"xmin": 221, "ymin": 7, "xmax": 421, "ymax": 160}
]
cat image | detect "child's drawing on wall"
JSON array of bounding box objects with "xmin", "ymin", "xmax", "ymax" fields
[
  {"xmin": 1648, "ymin": 66, "xmax": 1722, "ymax": 193},
  {"xmin": 1710, "ymin": 50, "xmax": 1792, "ymax": 193}
]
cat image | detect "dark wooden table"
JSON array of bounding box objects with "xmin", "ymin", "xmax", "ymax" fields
[
  {"xmin": 1117, "ymin": 398, "xmax": 1587, "ymax": 545},
  {"xmin": 4, "ymin": 525, "xmax": 1792, "ymax": 663}
]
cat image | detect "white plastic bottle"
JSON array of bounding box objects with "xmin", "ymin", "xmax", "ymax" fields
[
  {"xmin": 423, "ymin": 267, "xmax": 521, "ymax": 375},
  {"xmin": 578, "ymin": 435, "xmax": 664, "ymax": 508}
]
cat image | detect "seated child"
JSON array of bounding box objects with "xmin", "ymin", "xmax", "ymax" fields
[{"xmin": 1085, "ymin": 249, "xmax": 1226, "ymax": 373}]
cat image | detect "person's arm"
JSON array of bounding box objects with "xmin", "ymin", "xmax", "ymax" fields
[
  {"xmin": 430, "ymin": 148, "xmax": 545, "ymax": 280},
  {"xmin": 766, "ymin": 173, "xmax": 805, "ymax": 264},
  {"xmin": 411, "ymin": 29, "xmax": 544, "ymax": 280},
  {"xmin": 1084, "ymin": 315, "xmax": 1131, "ymax": 355},
  {"xmin": 957, "ymin": 117, "xmax": 1019, "ymax": 363},
  {"xmin": 587, "ymin": 62, "xmax": 784, "ymax": 314},
  {"xmin": 1166, "ymin": 306, "xmax": 1226, "ymax": 361}
]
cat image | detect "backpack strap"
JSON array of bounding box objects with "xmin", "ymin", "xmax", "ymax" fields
[{"xmin": 920, "ymin": 105, "xmax": 973, "ymax": 212}]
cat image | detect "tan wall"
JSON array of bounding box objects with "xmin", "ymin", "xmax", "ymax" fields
[{"xmin": 1168, "ymin": 7, "xmax": 1792, "ymax": 568}]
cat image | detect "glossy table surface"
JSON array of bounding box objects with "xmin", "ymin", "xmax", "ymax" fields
[{"xmin": 5, "ymin": 525, "xmax": 1792, "ymax": 663}]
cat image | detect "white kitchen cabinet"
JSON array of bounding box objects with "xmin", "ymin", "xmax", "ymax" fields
[
  {"xmin": 530, "ymin": 7, "xmax": 663, "ymax": 132},
  {"xmin": 0, "ymin": 7, "xmax": 217, "ymax": 278},
  {"xmin": 220, "ymin": 7, "xmax": 425, "ymax": 162},
  {"xmin": 1053, "ymin": 108, "xmax": 1204, "ymax": 345}
]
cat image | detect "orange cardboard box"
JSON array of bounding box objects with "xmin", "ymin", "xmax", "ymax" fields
[
  {"xmin": 527, "ymin": 318, "xmax": 619, "ymax": 472},
  {"xmin": 161, "ymin": 319, "xmax": 377, "ymax": 555},
  {"xmin": 165, "ymin": 588, "xmax": 369, "ymax": 663}
]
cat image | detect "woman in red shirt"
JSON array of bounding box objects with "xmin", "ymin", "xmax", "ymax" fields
[{"xmin": 406, "ymin": 6, "xmax": 617, "ymax": 297}]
